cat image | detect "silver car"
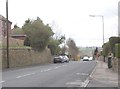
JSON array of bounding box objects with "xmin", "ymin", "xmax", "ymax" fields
[{"xmin": 53, "ymin": 55, "xmax": 69, "ymax": 63}]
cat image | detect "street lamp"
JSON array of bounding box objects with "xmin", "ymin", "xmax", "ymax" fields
[
  {"xmin": 89, "ymin": 15, "xmax": 104, "ymax": 45},
  {"xmin": 89, "ymin": 15, "xmax": 105, "ymax": 62}
]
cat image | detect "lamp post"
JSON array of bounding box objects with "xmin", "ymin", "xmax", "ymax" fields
[
  {"xmin": 6, "ymin": 0, "xmax": 9, "ymax": 68},
  {"xmin": 89, "ymin": 15, "xmax": 105, "ymax": 62},
  {"xmin": 89, "ymin": 15, "xmax": 104, "ymax": 45}
]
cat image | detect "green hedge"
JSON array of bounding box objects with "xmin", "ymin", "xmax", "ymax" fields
[
  {"xmin": 109, "ymin": 37, "xmax": 120, "ymax": 56},
  {"xmin": 115, "ymin": 43, "xmax": 120, "ymax": 58},
  {"xmin": 102, "ymin": 42, "xmax": 110, "ymax": 57}
]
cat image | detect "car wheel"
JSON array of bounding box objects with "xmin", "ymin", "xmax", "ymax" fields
[
  {"xmin": 61, "ymin": 61, "xmax": 64, "ymax": 63},
  {"xmin": 53, "ymin": 61, "xmax": 56, "ymax": 63}
]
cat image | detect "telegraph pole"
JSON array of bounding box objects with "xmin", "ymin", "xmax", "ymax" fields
[
  {"xmin": 64, "ymin": 34, "xmax": 65, "ymax": 55},
  {"xmin": 6, "ymin": 0, "xmax": 9, "ymax": 68}
]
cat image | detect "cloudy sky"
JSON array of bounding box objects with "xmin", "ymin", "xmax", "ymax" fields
[{"xmin": 0, "ymin": 0, "xmax": 119, "ymax": 47}]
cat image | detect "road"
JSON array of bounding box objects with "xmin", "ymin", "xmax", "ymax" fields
[{"xmin": 2, "ymin": 61, "xmax": 96, "ymax": 87}]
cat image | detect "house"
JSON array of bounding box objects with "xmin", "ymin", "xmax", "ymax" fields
[
  {"xmin": 0, "ymin": 15, "xmax": 12, "ymax": 37},
  {"xmin": 0, "ymin": 15, "xmax": 25, "ymax": 46}
]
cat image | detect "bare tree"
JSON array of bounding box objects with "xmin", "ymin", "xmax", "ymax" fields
[{"xmin": 67, "ymin": 38, "xmax": 79, "ymax": 60}]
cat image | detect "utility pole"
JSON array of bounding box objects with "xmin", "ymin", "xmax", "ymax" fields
[
  {"xmin": 102, "ymin": 16, "xmax": 104, "ymax": 45},
  {"xmin": 6, "ymin": 0, "xmax": 9, "ymax": 68},
  {"xmin": 64, "ymin": 34, "xmax": 65, "ymax": 55}
]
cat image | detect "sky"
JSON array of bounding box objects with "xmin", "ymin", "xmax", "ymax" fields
[{"xmin": 0, "ymin": 0, "xmax": 119, "ymax": 47}]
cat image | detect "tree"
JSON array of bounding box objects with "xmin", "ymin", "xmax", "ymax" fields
[
  {"xmin": 22, "ymin": 17, "xmax": 54, "ymax": 51},
  {"xmin": 11, "ymin": 26, "xmax": 24, "ymax": 35},
  {"xmin": 24, "ymin": 36, "xmax": 31, "ymax": 46},
  {"xmin": 14, "ymin": 24, "xmax": 18, "ymax": 28},
  {"xmin": 48, "ymin": 38, "xmax": 61, "ymax": 55},
  {"xmin": 66, "ymin": 38, "xmax": 79, "ymax": 60}
]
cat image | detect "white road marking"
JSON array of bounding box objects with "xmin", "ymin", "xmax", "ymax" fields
[
  {"xmin": 66, "ymin": 82, "xmax": 79, "ymax": 85},
  {"xmin": 53, "ymin": 65, "xmax": 67, "ymax": 69},
  {"xmin": 76, "ymin": 73, "xmax": 89, "ymax": 76},
  {"xmin": 81, "ymin": 79, "xmax": 89, "ymax": 87},
  {"xmin": 0, "ymin": 81, "xmax": 5, "ymax": 83},
  {"xmin": 66, "ymin": 79, "xmax": 82, "ymax": 87},
  {"xmin": 48, "ymin": 69, "xmax": 51, "ymax": 71},
  {"xmin": 76, "ymin": 73, "xmax": 81, "ymax": 75},
  {"xmin": 66, "ymin": 79, "xmax": 89, "ymax": 87},
  {"xmin": 81, "ymin": 73, "xmax": 89, "ymax": 76},
  {"xmin": 16, "ymin": 73, "xmax": 35, "ymax": 78},
  {"xmin": 40, "ymin": 70, "xmax": 44, "ymax": 72},
  {"xmin": 40, "ymin": 69, "xmax": 52, "ymax": 72},
  {"xmin": 43, "ymin": 69, "xmax": 51, "ymax": 72},
  {"xmin": 54, "ymin": 67, "xmax": 59, "ymax": 69}
]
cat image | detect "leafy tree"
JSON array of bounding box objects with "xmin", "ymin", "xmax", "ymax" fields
[
  {"xmin": 14, "ymin": 24, "xmax": 18, "ymax": 28},
  {"xmin": 48, "ymin": 38, "xmax": 61, "ymax": 55},
  {"xmin": 24, "ymin": 36, "xmax": 31, "ymax": 46},
  {"xmin": 11, "ymin": 26, "xmax": 24, "ymax": 35},
  {"xmin": 22, "ymin": 17, "xmax": 54, "ymax": 51}
]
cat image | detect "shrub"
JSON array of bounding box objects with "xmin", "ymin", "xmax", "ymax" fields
[{"xmin": 115, "ymin": 43, "xmax": 120, "ymax": 58}]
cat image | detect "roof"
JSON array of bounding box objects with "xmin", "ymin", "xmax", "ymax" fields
[
  {"xmin": 0, "ymin": 14, "xmax": 12, "ymax": 24},
  {"xmin": 11, "ymin": 35, "xmax": 27, "ymax": 37}
]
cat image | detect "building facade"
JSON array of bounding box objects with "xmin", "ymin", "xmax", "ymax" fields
[{"xmin": 0, "ymin": 15, "xmax": 12, "ymax": 37}]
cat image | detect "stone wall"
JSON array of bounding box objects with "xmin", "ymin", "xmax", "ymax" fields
[
  {"xmin": 112, "ymin": 57, "xmax": 118, "ymax": 72},
  {"xmin": 97, "ymin": 56, "xmax": 118, "ymax": 72},
  {"xmin": 1, "ymin": 48, "xmax": 52, "ymax": 69}
]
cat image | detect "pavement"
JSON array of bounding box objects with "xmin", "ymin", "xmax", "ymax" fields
[{"xmin": 87, "ymin": 59, "xmax": 118, "ymax": 88}]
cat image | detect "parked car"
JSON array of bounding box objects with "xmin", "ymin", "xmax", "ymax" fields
[
  {"xmin": 62, "ymin": 55, "xmax": 69, "ymax": 62},
  {"xmin": 53, "ymin": 55, "xmax": 69, "ymax": 63},
  {"xmin": 82, "ymin": 56, "xmax": 89, "ymax": 61}
]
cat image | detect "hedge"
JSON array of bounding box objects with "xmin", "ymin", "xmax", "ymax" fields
[
  {"xmin": 102, "ymin": 42, "xmax": 110, "ymax": 57},
  {"xmin": 115, "ymin": 43, "xmax": 120, "ymax": 58}
]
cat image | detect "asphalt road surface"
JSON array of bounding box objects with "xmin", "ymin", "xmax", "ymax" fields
[{"xmin": 2, "ymin": 61, "xmax": 96, "ymax": 87}]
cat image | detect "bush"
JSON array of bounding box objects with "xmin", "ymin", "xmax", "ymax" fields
[
  {"xmin": 102, "ymin": 42, "xmax": 110, "ymax": 57},
  {"xmin": 115, "ymin": 43, "xmax": 120, "ymax": 58},
  {"xmin": 24, "ymin": 37, "xmax": 31, "ymax": 46},
  {"xmin": 109, "ymin": 37, "xmax": 120, "ymax": 56}
]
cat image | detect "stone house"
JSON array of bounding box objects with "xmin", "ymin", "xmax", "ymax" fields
[{"xmin": 0, "ymin": 15, "xmax": 12, "ymax": 37}]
